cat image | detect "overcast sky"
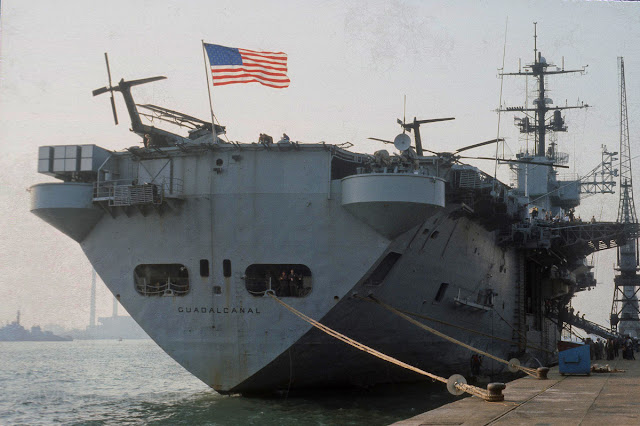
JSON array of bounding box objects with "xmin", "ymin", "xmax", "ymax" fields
[{"xmin": 1, "ymin": 0, "xmax": 639, "ymax": 330}]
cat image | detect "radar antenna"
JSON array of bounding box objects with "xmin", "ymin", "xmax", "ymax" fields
[{"xmin": 498, "ymin": 23, "xmax": 588, "ymax": 159}]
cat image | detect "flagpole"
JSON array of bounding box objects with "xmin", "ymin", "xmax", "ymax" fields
[{"xmin": 201, "ymin": 40, "xmax": 217, "ymax": 143}]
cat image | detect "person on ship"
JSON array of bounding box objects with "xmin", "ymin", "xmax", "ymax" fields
[
  {"xmin": 288, "ymin": 269, "xmax": 300, "ymax": 296},
  {"xmin": 279, "ymin": 270, "xmax": 289, "ymax": 296},
  {"xmin": 470, "ymin": 354, "xmax": 482, "ymax": 377}
]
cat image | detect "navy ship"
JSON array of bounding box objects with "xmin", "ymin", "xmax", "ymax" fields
[
  {"xmin": 0, "ymin": 311, "xmax": 72, "ymax": 342},
  {"xmin": 29, "ymin": 30, "xmax": 630, "ymax": 393}
]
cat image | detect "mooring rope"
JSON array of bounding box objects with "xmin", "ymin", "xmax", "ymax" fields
[
  {"xmin": 360, "ymin": 295, "xmax": 541, "ymax": 379},
  {"xmin": 267, "ymin": 293, "xmax": 491, "ymax": 400},
  {"xmin": 391, "ymin": 304, "xmax": 552, "ymax": 355}
]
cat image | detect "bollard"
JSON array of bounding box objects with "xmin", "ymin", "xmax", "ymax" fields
[
  {"xmin": 486, "ymin": 382, "xmax": 506, "ymax": 402},
  {"xmin": 536, "ymin": 366, "xmax": 550, "ymax": 379}
]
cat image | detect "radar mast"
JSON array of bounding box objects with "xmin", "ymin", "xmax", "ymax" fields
[{"xmin": 499, "ymin": 22, "xmax": 589, "ymax": 159}]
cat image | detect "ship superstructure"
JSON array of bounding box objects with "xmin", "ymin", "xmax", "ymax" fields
[{"xmin": 29, "ymin": 30, "xmax": 632, "ymax": 393}]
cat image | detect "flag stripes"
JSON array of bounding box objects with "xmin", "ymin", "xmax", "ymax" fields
[{"xmin": 204, "ymin": 43, "xmax": 290, "ymax": 89}]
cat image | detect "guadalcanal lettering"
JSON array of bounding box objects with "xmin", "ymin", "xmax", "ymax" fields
[{"xmin": 178, "ymin": 306, "xmax": 261, "ymax": 314}]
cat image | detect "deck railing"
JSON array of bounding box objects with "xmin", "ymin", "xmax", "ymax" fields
[{"xmin": 93, "ymin": 178, "xmax": 184, "ymax": 206}]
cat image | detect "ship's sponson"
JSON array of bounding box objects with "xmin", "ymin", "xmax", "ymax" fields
[{"xmin": 342, "ymin": 173, "xmax": 445, "ymax": 238}]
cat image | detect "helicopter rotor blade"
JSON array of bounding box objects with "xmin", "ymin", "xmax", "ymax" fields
[
  {"xmin": 92, "ymin": 86, "xmax": 110, "ymax": 96},
  {"xmin": 105, "ymin": 53, "xmax": 113, "ymax": 88},
  {"xmin": 454, "ymin": 138, "xmax": 505, "ymax": 154},
  {"xmin": 458, "ymin": 155, "xmax": 569, "ymax": 169},
  {"xmin": 368, "ymin": 137, "xmax": 394, "ymax": 145},
  {"xmin": 103, "ymin": 53, "xmax": 119, "ymax": 125},
  {"xmin": 109, "ymin": 96, "xmax": 119, "ymax": 125},
  {"xmin": 126, "ymin": 76, "xmax": 167, "ymax": 87},
  {"xmin": 413, "ymin": 117, "xmax": 455, "ymax": 125}
]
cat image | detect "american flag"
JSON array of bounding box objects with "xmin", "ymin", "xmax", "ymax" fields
[{"xmin": 204, "ymin": 43, "xmax": 290, "ymax": 89}]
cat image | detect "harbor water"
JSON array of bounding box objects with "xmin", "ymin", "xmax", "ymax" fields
[{"xmin": 0, "ymin": 340, "xmax": 459, "ymax": 425}]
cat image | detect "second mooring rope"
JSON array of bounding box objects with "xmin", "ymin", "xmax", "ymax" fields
[
  {"xmin": 393, "ymin": 303, "xmax": 552, "ymax": 355},
  {"xmin": 267, "ymin": 293, "xmax": 491, "ymax": 400},
  {"xmin": 360, "ymin": 295, "xmax": 541, "ymax": 378}
]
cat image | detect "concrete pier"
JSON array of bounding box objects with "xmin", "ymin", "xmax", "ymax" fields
[{"xmin": 395, "ymin": 357, "xmax": 640, "ymax": 425}]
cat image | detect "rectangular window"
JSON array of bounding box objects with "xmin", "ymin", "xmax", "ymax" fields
[
  {"xmin": 435, "ymin": 283, "xmax": 449, "ymax": 302},
  {"xmin": 244, "ymin": 264, "xmax": 312, "ymax": 297},
  {"xmin": 200, "ymin": 259, "xmax": 209, "ymax": 277},
  {"xmin": 223, "ymin": 259, "xmax": 232, "ymax": 278},
  {"xmin": 134, "ymin": 264, "xmax": 189, "ymax": 296}
]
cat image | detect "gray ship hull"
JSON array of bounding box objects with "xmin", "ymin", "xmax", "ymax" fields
[
  {"xmin": 31, "ymin": 144, "xmax": 561, "ymax": 393},
  {"xmin": 31, "ymin": 144, "xmax": 557, "ymax": 393},
  {"xmin": 228, "ymin": 211, "xmax": 558, "ymax": 393}
]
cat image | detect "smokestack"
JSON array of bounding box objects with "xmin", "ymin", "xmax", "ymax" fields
[
  {"xmin": 90, "ymin": 269, "xmax": 96, "ymax": 328},
  {"xmin": 112, "ymin": 296, "xmax": 118, "ymax": 318}
]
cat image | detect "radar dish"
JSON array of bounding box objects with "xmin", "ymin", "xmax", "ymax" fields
[{"xmin": 393, "ymin": 133, "xmax": 411, "ymax": 151}]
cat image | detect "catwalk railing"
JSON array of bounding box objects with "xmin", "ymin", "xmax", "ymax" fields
[
  {"xmin": 93, "ymin": 178, "xmax": 184, "ymax": 207},
  {"xmin": 503, "ymin": 220, "xmax": 638, "ymax": 259},
  {"xmin": 546, "ymin": 308, "xmax": 619, "ymax": 340}
]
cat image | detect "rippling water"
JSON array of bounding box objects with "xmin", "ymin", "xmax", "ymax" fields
[{"xmin": 0, "ymin": 340, "xmax": 459, "ymax": 425}]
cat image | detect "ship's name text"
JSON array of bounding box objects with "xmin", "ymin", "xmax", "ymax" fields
[{"xmin": 178, "ymin": 307, "xmax": 260, "ymax": 314}]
